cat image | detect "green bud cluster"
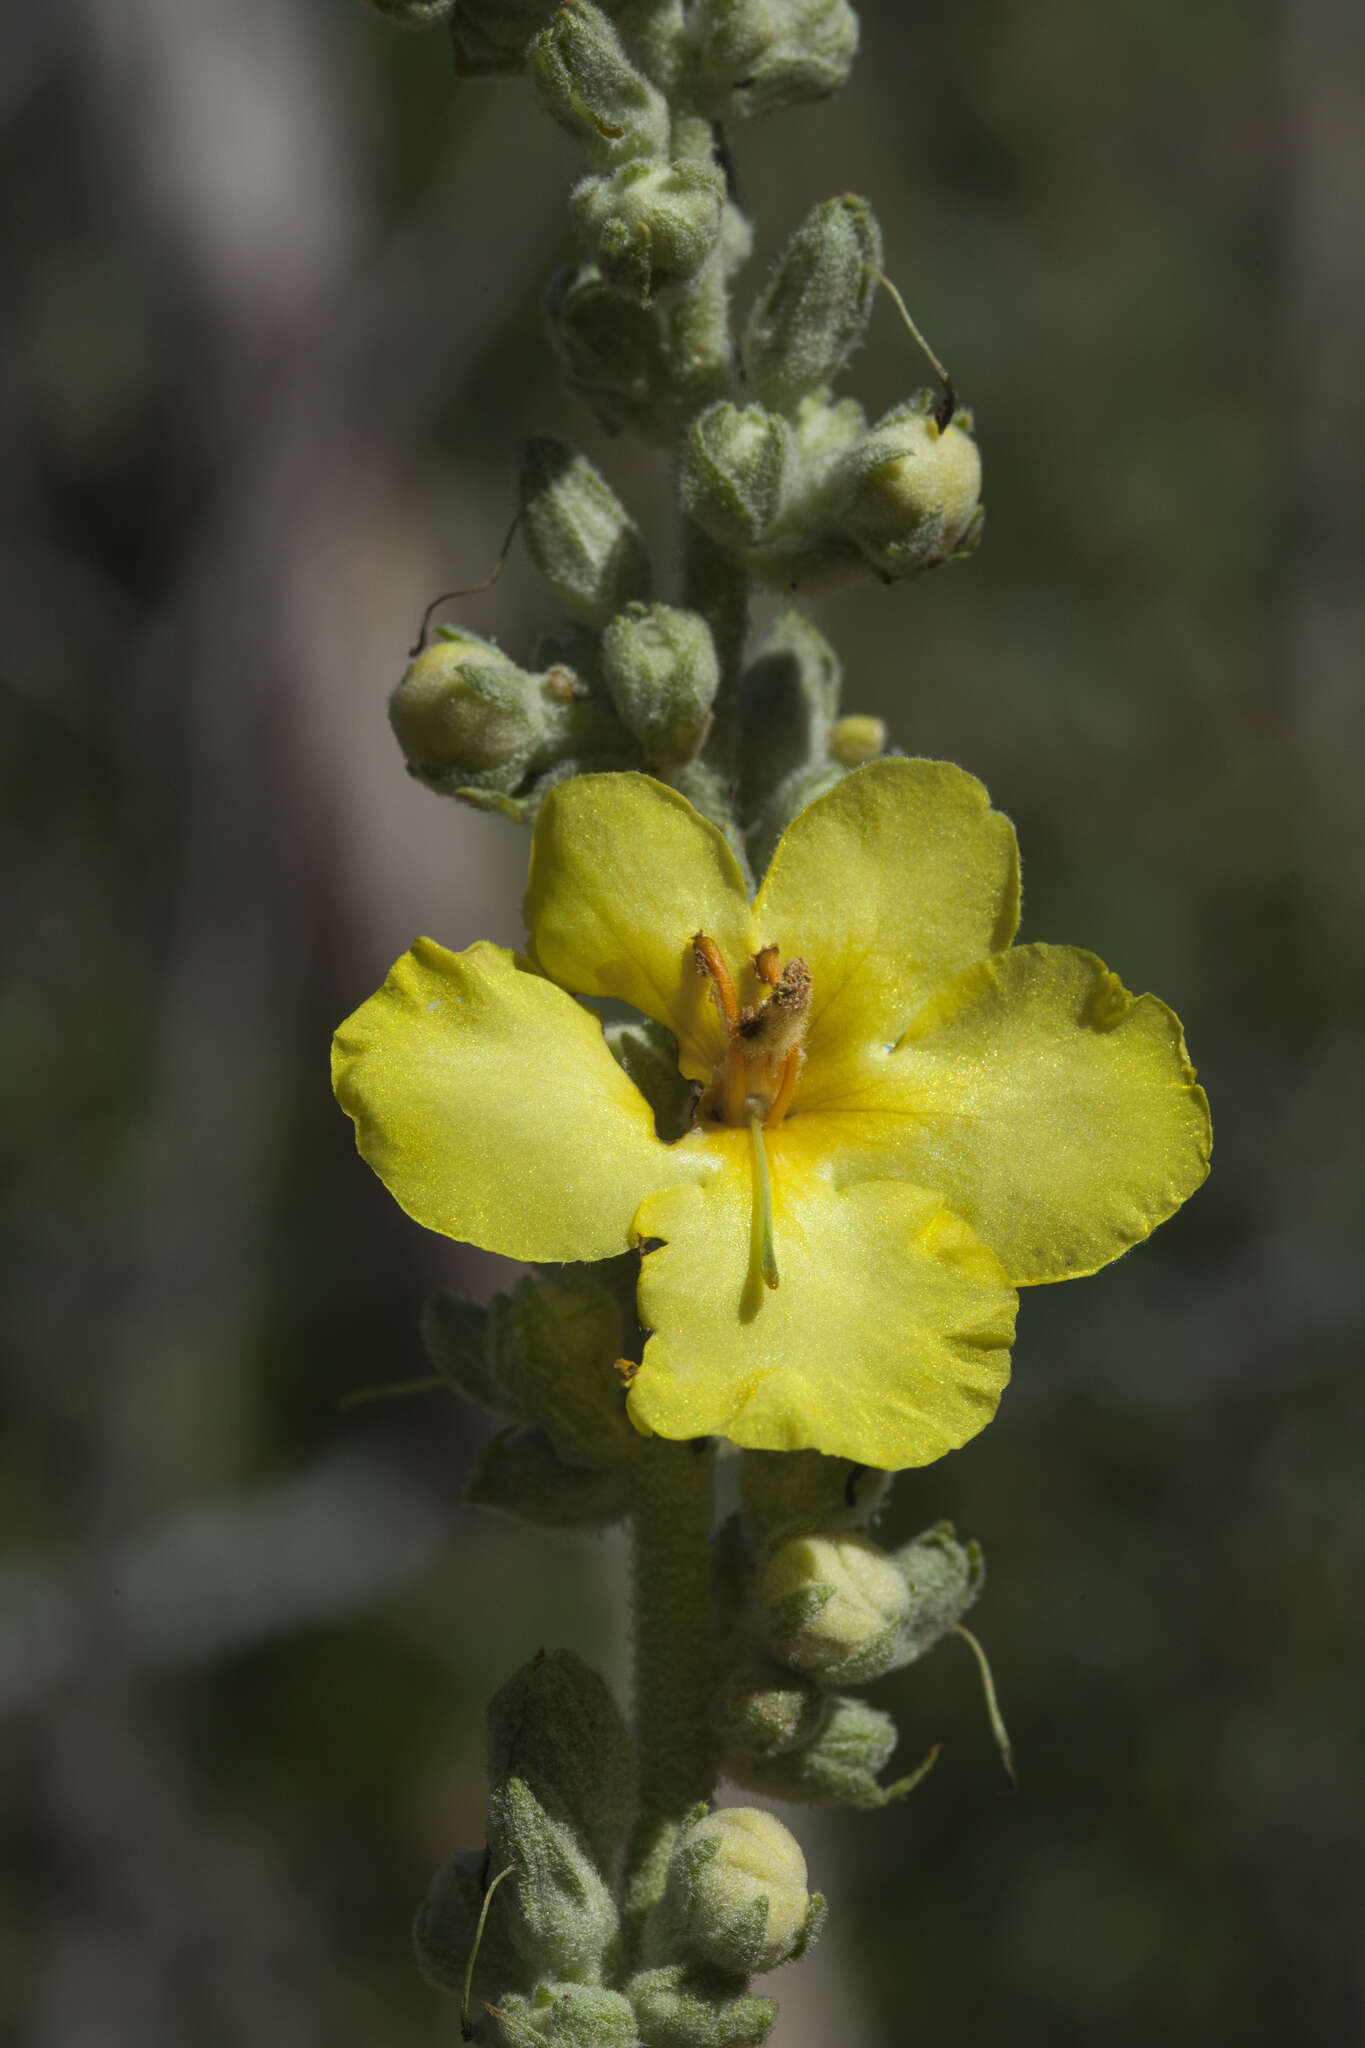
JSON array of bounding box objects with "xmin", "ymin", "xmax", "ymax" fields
[
  {"xmin": 418, "ymin": 1652, "xmax": 819, "ymax": 2044},
  {"xmin": 709, "ymin": 1452, "xmax": 986, "ymax": 1808}
]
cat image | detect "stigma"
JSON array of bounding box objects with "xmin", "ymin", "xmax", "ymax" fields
[{"xmin": 692, "ymin": 933, "xmax": 811, "ymax": 1129}]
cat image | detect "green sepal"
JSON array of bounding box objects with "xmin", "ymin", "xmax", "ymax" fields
[
  {"xmin": 662, "ymin": 1809, "xmax": 812, "ymax": 1977},
  {"xmin": 495, "ymin": 1271, "xmax": 635, "ymax": 1469},
  {"xmin": 412, "ymin": 1847, "xmax": 528, "ymax": 2001},
  {"xmin": 605, "ymin": 1016, "xmax": 699, "ymax": 1142},
  {"xmin": 727, "ymin": 1693, "xmax": 900, "ymax": 1809},
  {"xmin": 487, "ymin": 1984, "xmax": 637, "ymax": 2045},
  {"xmin": 420, "ymin": 1292, "xmax": 511, "ymax": 1414},
  {"xmin": 519, "ymin": 439, "xmax": 651, "ymax": 629},
  {"xmin": 738, "ymin": 1446, "xmax": 890, "ymax": 1541},
  {"xmin": 744, "ymin": 196, "xmax": 882, "ymax": 416},
  {"xmin": 485, "ymin": 1649, "xmax": 635, "ymax": 1875},
  {"xmin": 532, "ymin": 0, "xmax": 670, "ymax": 169},
  {"xmin": 626, "ymin": 1965, "xmax": 776, "ymax": 2047},
  {"xmin": 735, "ymin": 611, "xmax": 842, "ymax": 834},
  {"xmin": 487, "ymin": 1776, "xmax": 620, "ymax": 1982},
  {"xmin": 830, "ymin": 401, "xmax": 983, "ymax": 580},
  {"xmin": 466, "ymin": 1426, "xmax": 631, "ymax": 1529},
  {"xmin": 892, "ymin": 1521, "xmax": 984, "ymax": 1663}
]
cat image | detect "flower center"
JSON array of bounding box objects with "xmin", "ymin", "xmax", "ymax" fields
[{"xmin": 691, "ymin": 932, "xmax": 812, "ymax": 1130}]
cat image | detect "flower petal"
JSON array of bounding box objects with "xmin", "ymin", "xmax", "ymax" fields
[
  {"xmin": 332, "ymin": 938, "xmax": 702, "ymax": 1263},
  {"xmin": 627, "ymin": 1136, "xmax": 1016, "ymax": 1469},
  {"xmin": 859, "ymin": 943, "xmax": 1212, "ymax": 1284},
  {"xmin": 525, "ymin": 773, "xmax": 756, "ymax": 1078},
  {"xmin": 754, "ymin": 757, "xmax": 1020, "ymax": 1071}
]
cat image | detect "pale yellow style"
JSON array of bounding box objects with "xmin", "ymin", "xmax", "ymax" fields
[{"xmin": 332, "ymin": 760, "xmax": 1210, "ymax": 1469}]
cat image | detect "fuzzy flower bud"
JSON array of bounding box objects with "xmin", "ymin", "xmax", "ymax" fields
[
  {"xmin": 692, "ymin": 0, "xmax": 859, "ymax": 120},
  {"xmin": 601, "ymin": 602, "xmax": 719, "ymax": 765},
  {"xmin": 389, "ymin": 633, "xmax": 543, "ymax": 778},
  {"xmin": 665, "ymin": 1807, "xmax": 816, "ymax": 1976},
  {"xmin": 829, "ymin": 713, "xmax": 886, "ymax": 766},
  {"xmin": 544, "ymin": 262, "xmax": 676, "ymax": 444},
  {"xmin": 573, "ymin": 159, "xmax": 727, "ymax": 303},
  {"xmin": 730, "ymin": 1692, "xmax": 902, "ymax": 1809},
  {"xmin": 712, "ymin": 1659, "xmax": 828, "ymax": 1765},
  {"xmin": 680, "ymin": 402, "xmax": 792, "ymax": 550},
  {"xmin": 532, "ymin": 0, "xmax": 669, "ymax": 168},
  {"xmin": 835, "ymin": 400, "xmax": 984, "ymax": 579},
  {"xmin": 760, "ymin": 1530, "xmax": 911, "ymax": 1685},
  {"xmin": 745, "ymin": 195, "xmax": 881, "ymax": 415},
  {"xmin": 519, "ymin": 438, "xmax": 651, "ymax": 627},
  {"xmin": 625, "ymin": 1965, "xmax": 777, "ymax": 2048}
]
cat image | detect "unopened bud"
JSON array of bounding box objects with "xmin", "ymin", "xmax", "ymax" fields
[
  {"xmin": 893, "ymin": 1520, "xmax": 984, "ymax": 1662},
  {"xmin": 605, "ymin": 1017, "xmax": 698, "ymax": 1142},
  {"xmin": 693, "ymin": 0, "xmax": 859, "ymax": 120},
  {"xmin": 745, "ymin": 195, "xmax": 881, "ymax": 414},
  {"xmin": 519, "ymin": 438, "xmax": 651, "ymax": 628},
  {"xmin": 680, "ymin": 402, "xmax": 792, "ymax": 550},
  {"xmin": 760, "ymin": 1530, "xmax": 910, "ymax": 1685},
  {"xmin": 544, "ymin": 263, "xmax": 676, "ymax": 445},
  {"xmin": 828, "ymin": 713, "xmax": 885, "ymax": 767},
  {"xmin": 488, "ymin": 1987, "xmax": 637, "ymax": 2046},
  {"xmin": 835, "ymin": 399, "xmax": 983, "ymax": 579},
  {"xmin": 486, "ymin": 1649, "xmax": 633, "ymax": 1875},
  {"xmin": 737, "ymin": 610, "xmax": 842, "ymax": 819},
  {"xmin": 713, "ymin": 1659, "xmax": 827, "ymax": 1765},
  {"xmin": 665, "ymin": 1808, "xmax": 815, "ymax": 1976},
  {"xmin": 601, "ymin": 602, "xmax": 719, "ymax": 765},
  {"xmin": 532, "ymin": 0, "xmax": 669, "ymax": 168},
  {"xmin": 389, "ymin": 633, "xmax": 540, "ymax": 778},
  {"xmin": 573, "ymin": 159, "xmax": 726, "ymax": 303},
  {"xmin": 413, "ymin": 1848, "xmax": 526, "ymax": 1998}
]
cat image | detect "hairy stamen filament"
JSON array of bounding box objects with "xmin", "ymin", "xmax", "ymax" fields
[{"xmin": 765, "ymin": 1046, "xmax": 802, "ymax": 1127}]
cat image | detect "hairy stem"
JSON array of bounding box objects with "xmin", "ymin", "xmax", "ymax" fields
[{"xmin": 624, "ymin": 1433, "xmax": 718, "ymax": 1950}]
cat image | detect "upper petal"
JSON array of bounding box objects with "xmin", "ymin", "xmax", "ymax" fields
[
  {"xmin": 841, "ymin": 942, "xmax": 1211, "ymax": 1285},
  {"xmin": 524, "ymin": 773, "xmax": 757, "ymax": 1079},
  {"xmin": 627, "ymin": 1137, "xmax": 1017, "ymax": 1469},
  {"xmin": 331, "ymin": 938, "xmax": 703, "ymax": 1263},
  {"xmin": 754, "ymin": 758, "xmax": 1020, "ymax": 1072}
]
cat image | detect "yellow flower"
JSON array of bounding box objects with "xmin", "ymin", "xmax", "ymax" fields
[{"xmin": 332, "ymin": 761, "xmax": 1210, "ymax": 1469}]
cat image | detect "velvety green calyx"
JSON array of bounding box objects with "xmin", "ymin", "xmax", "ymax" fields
[
  {"xmin": 893, "ymin": 1520, "xmax": 984, "ymax": 1661},
  {"xmin": 730, "ymin": 1693, "xmax": 900, "ymax": 1808},
  {"xmin": 625, "ymin": 1964, "xmax": 777, "ymax": 2047},
  {"xmin": 421, "ymin": 1290, "xmax": 511, "ymax": 1412},
  {"xmin": 712, "ymin": 1659, "xmax": 827, "ymax": 1764},
  {"xmin": 691, "ymin": 0, "xmax": 858, "ymax": 119},
  {"xmin": 602, "ymin": 602, "xmax": 719, "ymax": 765},
  {"xmin": 488, "ymin": 1984, "xmax": 637, "ymax": 2045},
  {"xmin": 487, "ymin": 1775, "xmax": 619, "ymax": 1981},
  {"xmin": 574, "ymin": 160, "xmax": 727, "ymax": 303},
  {"xmin": 605, "ymin": 1016, "xmax": 698, "ymax": 1141},
  {"xmin": 466, "ymin": 1424, "xmax": 631, "ymax": 1527},
  {"xmin": 759, "ymin": 1531, "xmax": 911, "ymax": 1685},
  {"xmin": 736, "ymin": 610, "xmax": 842, "ymax": 821},
  {"xmin": 680, "ymin": 403, "xmax": 792, "ymax": 550},
  {"xmin": 745, "ymin": 195, "xmax": 881, "ymax": 415},
  {"xmin": 544, "ymin": 263, "xmax": 677, "ymax": 444},
  {"xmin": 486, "ymin": 1650, "xmax": 634, "ymax": 1874},
  {"xmin": 832, "ymin": 397, "xmax": 984, "ymax": 578},
  {"xmin": 413, "ymin": 1846, "xmax": 527, "ymax": 1999},
  {"xmin": 493, "ymin": 1270, "xmax": 634, "ymax": 1467},
  {"xmin": 519, "ymin": 439, "xmax": 651, "ymax": 628},
  {"xmin": 532, "ymin": 1, "xmax": 669, "ymax": 169}
]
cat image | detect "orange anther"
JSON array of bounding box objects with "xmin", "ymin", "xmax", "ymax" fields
[
  {"xmin": 753, "ymin": 943, "xmax": 782, "ymax": 987},
  {"xmin": 692, "ymin": 931, "xmax": 740, "ymax": 1031}
]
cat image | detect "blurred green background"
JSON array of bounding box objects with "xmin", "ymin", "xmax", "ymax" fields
[{"xmin": 3, "ymin": 0, "xmax": 1362, "ymax": 2041}]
